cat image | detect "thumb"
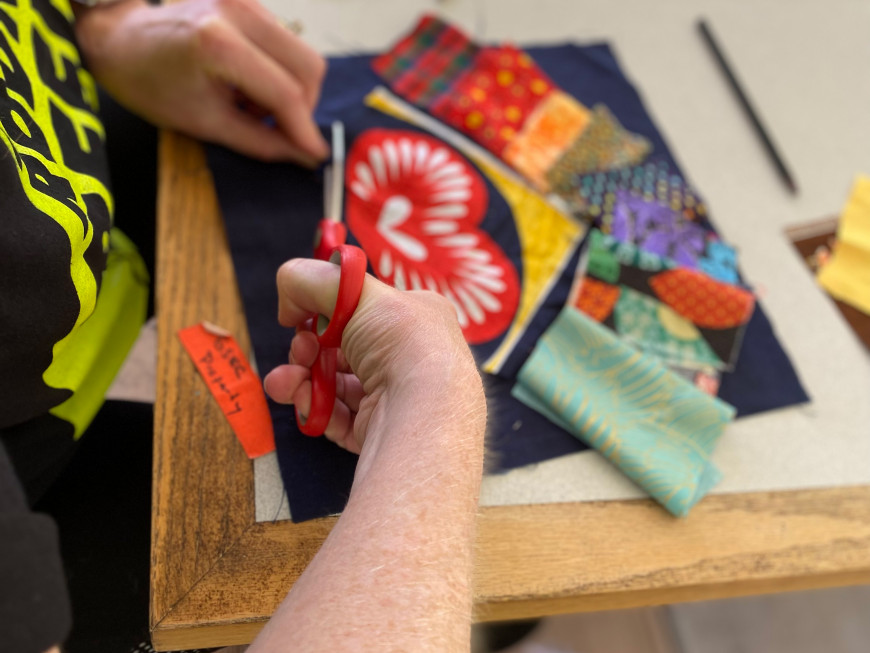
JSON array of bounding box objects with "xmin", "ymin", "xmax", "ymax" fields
[{"xmin": 276, "ymin": 256, "xmax": 394, "ymax": 330}]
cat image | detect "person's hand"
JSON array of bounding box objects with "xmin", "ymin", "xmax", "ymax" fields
[
  {"xmin": 263, "ymin": 259, "xmax": 485, "ymax": 456},
  {"xmin": 75, "ymin": 0, "xmax": 329, "ymax": 164}
]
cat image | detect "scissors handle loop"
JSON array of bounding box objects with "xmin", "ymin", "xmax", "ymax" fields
[{"xmin": 297, "ymin": 244, "xmax": 367, "ymax": 436}]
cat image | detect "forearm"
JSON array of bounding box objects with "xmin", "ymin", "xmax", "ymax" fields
[{"xmin": 250, "ymin": 367, "xmax": 487, "ymax": 652}]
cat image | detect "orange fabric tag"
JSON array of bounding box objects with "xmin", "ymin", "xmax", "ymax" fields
[{"xmin": 178, "ymin": 323, "xmax": 275, "ymax": 459}]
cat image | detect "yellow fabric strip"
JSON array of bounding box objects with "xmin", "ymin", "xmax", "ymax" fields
[{"xmin": 818, "ymin": 175, "xmax": 870, "ymax": 315}]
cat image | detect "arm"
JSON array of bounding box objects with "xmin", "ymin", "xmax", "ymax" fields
[
  {"xmin": 73, "ymin": 0, "xmax": 328, "ymax": 163},
  {"xmin": 253, "ymin": 258, "xmax": 487, "ymax": 652}
]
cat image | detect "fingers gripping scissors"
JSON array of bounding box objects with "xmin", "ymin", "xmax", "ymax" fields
[{"xmin": 296, "ymin": 122, "xmax": 368, "ymax": 436}]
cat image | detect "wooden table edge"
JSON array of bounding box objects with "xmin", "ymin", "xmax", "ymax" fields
[{"xmin": 151, "ymin": 130, "xmax": 870, "ymax": 651}]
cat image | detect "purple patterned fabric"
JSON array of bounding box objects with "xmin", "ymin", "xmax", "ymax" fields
[{"xmin": 610, "ymin": 191, "xmax": 707, "ymax": 266}]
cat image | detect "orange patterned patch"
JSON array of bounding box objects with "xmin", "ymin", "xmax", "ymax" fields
[
  {"xmin": 574, "ymin": 278, "xmax": 621, "ymax": 322},
  {"xmin": 503, "ymin": 91, "xmax": 592, "ymax": 191},
  {"xmin": 649, "ymin": 269, "xmax": 754, "ymax": 329}
]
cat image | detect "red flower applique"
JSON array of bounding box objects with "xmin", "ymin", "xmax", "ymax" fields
[{"xmin": 346, "ymin": 129, "xmax": 520, "ymax": 344}]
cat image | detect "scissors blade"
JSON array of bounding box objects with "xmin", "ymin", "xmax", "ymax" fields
[
  {"xmin": 322, "ymin": 165, "xmax": 333, "ymax": 220},
  {"xmin": 328, "ymin": 121, "xmax": 344, "ymax": 223}
]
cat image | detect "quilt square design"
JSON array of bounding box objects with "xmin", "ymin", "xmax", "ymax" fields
[
  {"xmin": 546, "ymin": 104, "xmax": 651, "ymax": 187},
  {"xmin": 573, "ymin": 230, "xmax": 755, "ymax": 371},
  {"xmin": 502, "ymin": 90, "xmax": 592, "ymax": 191}
]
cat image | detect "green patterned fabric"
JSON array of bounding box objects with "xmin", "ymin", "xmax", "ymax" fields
[
  {"xmin": 590, "ymin": 228, "xmax": 676, "ymax": 272},
  {"xmin": 613, "ymin": 286, "xmax": 723, "ymax": 370},
  {"xmin": 512, "ymin": 306, "xmax": 734, "ymax": 516}
]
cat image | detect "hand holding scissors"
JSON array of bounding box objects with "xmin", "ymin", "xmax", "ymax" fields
[{"xmin": 295, "ymin": 122, "xmax": 368, "ymax": 436}]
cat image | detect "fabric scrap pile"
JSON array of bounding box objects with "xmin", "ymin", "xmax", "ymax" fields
[
  {"xmin": 369, "ymin": 15, "xmax": 763, "ymax": 515},
  {"xmin": 206, "ymin": 14, "xmax": 809, "ymax": 521}
]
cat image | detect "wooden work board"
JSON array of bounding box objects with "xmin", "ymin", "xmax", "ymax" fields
[{"xmin": 151, "ymin": 130, "xmax": 870, "ymax": 651}]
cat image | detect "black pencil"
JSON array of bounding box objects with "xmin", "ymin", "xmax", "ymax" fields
[{"xmin": 697, "ymin": 18, "xmax": 798, "ymax": 194}]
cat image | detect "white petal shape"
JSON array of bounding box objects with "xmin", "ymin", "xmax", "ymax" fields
[
  {"xmin": 433, "ymin": 175, "xmax": 472, "ymax": 190},
  {"xmin": 409, "ymin": 269, "xmax": 423, "ymax": 290},
  {"xmin": 350, "ymin": 181, "xmax": 370, "ymax": 200},
  {"xmin": 383, "ymin": 139, "xmax": 400, "ymax": 181},
  {"xmin": 432, "ymin": 189, "xmax": 472, "ymax": 203},
  {"xmin": 455, "ymin": 268, "xmax": 507, "ymax": 292},
  {"xmin": 399, "ymin": 139, "xmax": 413, "ymax": 174},
  {"xmin": 424, "ymin": 204, "xmax": 468, "ymax": 219},
  {"xmin": 440, "ymin": 282, "xmax": 468, "ymax": 327},
  {"xmin": 427, "ymin": 162, "xmax": 464, "ymax": 182},
  {"xmin": 464, "ymin": 261, "xmax": 505, "ymax": 276},
  {"xmin": 354, "ymin": 161, "xmax": 374, "ymax": 191},
  {"xmin": 393, "ymin": 260, "xmax": 406, "ymax": 290},
  {"xmin": 414, "ymin": 141, "xmax": 430, "ymax": 173},
  {"xmin": 452, "ymin": 249, "xmax": 492, "ymax": 262},
  {"xmin": 453, "ymin": 283, "xmax": 485, "ymax": 324},
  {"xmin": 426, "ymin": 148, "xmax": 450, "ymax": 172},
  {"xmin": 424, "ymin": 275, "xmax": 440, "ymax": 292},
  {"xmin": 438, "ymin": 234, "xmax": 479, "ymax": 248},
  {"xmin": 379, "ymin": 249, "xmax": 392, "ymax": 278},
  {"xmin": 422, "ymin": 221, "xmax": 459, "ymax": 235},
  {"xmin": 368, "ymin": 146, "xmax": 387, "ymax": 186},
  {"xmin": 377, "ymin": 195, "xmax": 427, "ymax": 261},
  {"xmin": 464, "ymin": 281, "xmax": 502, "ymax": 312}
]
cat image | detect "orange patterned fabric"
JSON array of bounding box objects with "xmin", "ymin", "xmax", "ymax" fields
[
  {"xmin": 574, "ymin": 277, "xmax": 621, "ymax": 322},
  {"xmin": 649, "ymin": 268, "xmax": 754, "ymax": 329},
  {"xmin": 503, "ymin": 91, "xmax": 591, "ymax": 191},
  {"xmin": 430, "ymin": 45, "xmax": 555, "ymax": 155}
]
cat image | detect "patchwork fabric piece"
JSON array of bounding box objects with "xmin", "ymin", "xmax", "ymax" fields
[
  {"xmin": 573, "ymin": 230, "xmax": 755, "ymax": 371},
  {"xmin": 573, "ymin": 277, "xmax": 620, "ymax": 321},
  {"xmin": 430, "ymin": 45, "xmax": 556, "ymax": 156},
  {"xmin": 551, "ymin": 158, "xmax": 709, "ymax": 223},
  {"xmin": 610, "ymin": 191, "xmax": 708, "ymax": 266},
  {"xmin": 650, "ymin": 268, "xmax": 754, "ymax": 329},
  {"xmin": 207, "ymin": 44, "xmax": 809, "ymax": 522},
  {"xmin": 614, "ymin": 285, "xmax": 723, "ymax": 370},
  {"xmin": 608, "ymin": 190, "xmax": 737, "ymax": 282},
  {"xmin": 502, "ymin": 91, "xmax": 591, "ymax": 190},
  {"xmin": 546, "ymin": 104, "xmax": 651, "ymax": 185},
  {"xmin": 345, "ymin": 128, "xmax": 520, "ymax": 344},
  {"xmin": 374, "ymin": 15, "xmax": 653, "ymax": 190},
  {"xmin": 513, "ymin": 306, "xmax": 735, "ymax": 517},
  {"xmin": 698, "ymin": 239, "xmax": 739, "ymax": 284},
  {"xmin": 549, "ymin": 158, "xmax": 738, "ymax": 283},
  {"xmin": 371, "ymin": 14, "xmax": 479, "ymax": 108}
]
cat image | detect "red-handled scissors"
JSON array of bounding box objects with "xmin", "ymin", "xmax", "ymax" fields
[{"xmin": 296, "ymin": 122, "xmax": 368, "ymax": 436}]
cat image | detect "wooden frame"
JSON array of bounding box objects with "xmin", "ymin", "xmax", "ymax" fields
[{"xmin": 151, "ymin": 130, "xmax": 870, "ymax": 651}]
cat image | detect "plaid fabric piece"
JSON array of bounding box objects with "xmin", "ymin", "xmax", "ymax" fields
[{"xmin": 372, "ymin": 14, "xmax": 479, "ymax": 108}]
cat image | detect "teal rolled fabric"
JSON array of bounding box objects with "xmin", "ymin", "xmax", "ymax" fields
[{"xmin": 512, "ymin": 306, "xmax": 735, "ymax": 516}]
